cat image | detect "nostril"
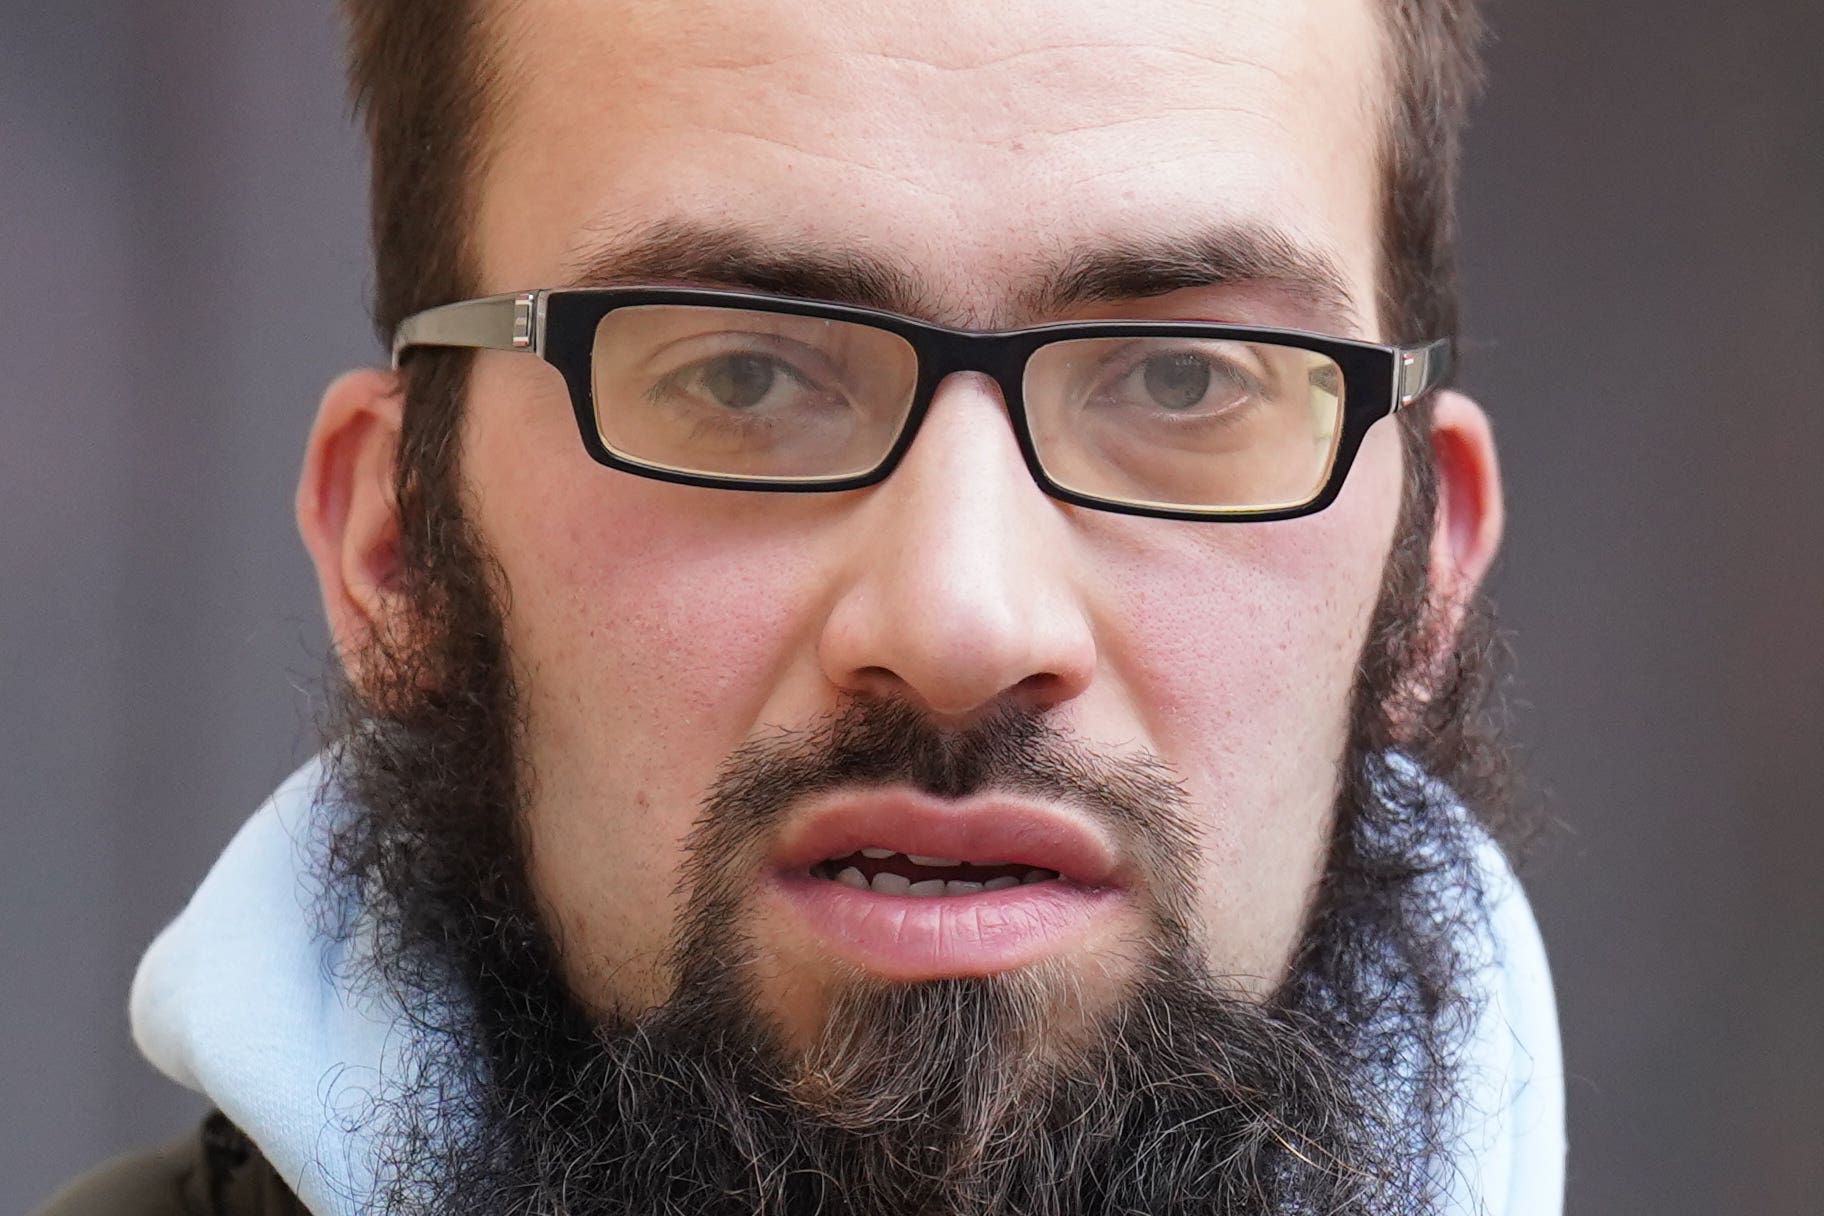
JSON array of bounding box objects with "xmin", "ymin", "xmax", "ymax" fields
[{"xmin": 1007, "ymin": 670, "xmax": 1076, "ymax": 712}]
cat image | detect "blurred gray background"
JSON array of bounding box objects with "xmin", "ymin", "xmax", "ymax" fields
[{"xmin": 3, "ymin": 3, "xmax": 1820, "ymax": 1213}]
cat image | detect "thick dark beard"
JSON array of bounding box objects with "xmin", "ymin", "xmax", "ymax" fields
[{"xmin": 317, "ymin": 391, "xmax": 1518, "ymax": 1216}]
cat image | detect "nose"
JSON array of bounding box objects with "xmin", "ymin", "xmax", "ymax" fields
[{"xmin": 818, "ymin": 372, "xmax": 1097, "ymax": 722}]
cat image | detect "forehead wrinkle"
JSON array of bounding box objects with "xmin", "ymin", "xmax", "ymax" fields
[
  {"xmin": 836, "ymin": 40, "xmax": 1255, "ymax": 74},
  {"xmin": 808, "ymin": 39, "xmax": 1301, "ymax": 108},
  {"xmin": 630, "ymin": 12, "xmax": 1298, "ymax": 76},
  {"xmin": 594, "ymin": 13, "xmax": 1310, "ymax": 155},
  {"xmin": 780, "ymin": 46, "xmax": 1297, "ymax": 150},
  {"xmin": 713, "ymin": 127, "xmax": 968, "ymax": 207}
]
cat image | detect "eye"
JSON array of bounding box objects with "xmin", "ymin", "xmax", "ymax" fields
[
  {"xmin": 1102, "ymin": 347, "xmax": 1264, "ymax": 418},
  {"xmin": 1140, "ymin": 352, "xmax": 1220, "ymax": 412},
  {"xmin": 684, "ymin": 353, "xmax": 801, "ymax": 412}
]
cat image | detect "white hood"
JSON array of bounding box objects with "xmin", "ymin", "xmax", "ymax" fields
[{"xmin": 131, "ymin": 756, "xmax": 1565, "ymax": 1215}]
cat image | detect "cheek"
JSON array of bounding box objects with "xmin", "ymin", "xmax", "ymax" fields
[
  {"xmin": 1087, "ymin": 420, "xmax": 1403, "ymax": 979},
  {"xmin": 457, "ymin": 360, "xmax": 832, "ymax": 1007}
]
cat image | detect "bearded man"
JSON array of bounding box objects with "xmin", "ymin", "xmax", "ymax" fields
[{"xmin": 39, "ymin": 0, "xmax": 1565, "ymax": 1213}]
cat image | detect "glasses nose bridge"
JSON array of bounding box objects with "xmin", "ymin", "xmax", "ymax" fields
[
  {"xmin": 889, "ymin": 324, "xmax": 1050, "ymax": 505},
  {"xmin": 912, "ymin": 326, "xmax": 1031, "ymax": 412}
]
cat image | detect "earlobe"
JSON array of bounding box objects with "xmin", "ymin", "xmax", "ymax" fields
[
  {"xmin": 297, "ymin": 367, "xmax": 407, "ymax": 680},
  {"xmin": 1425, "ymin": 390, "xmax": 1505, "ymax": 624}
]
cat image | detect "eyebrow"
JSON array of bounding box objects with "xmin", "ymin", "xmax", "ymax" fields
[
  {"xmin": 1020, "ymin": 225, "xmax": 1361, "ymax": 333},
  {"xmin": 559, "ymin": 217, "xmax": 1362, "ymax": 332},
  {"xmin": 561, "ymin": 219, "xmax": 932, "ymax": 315}
]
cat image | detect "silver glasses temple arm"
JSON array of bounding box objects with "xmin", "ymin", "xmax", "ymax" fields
[
  {"xmin": 390, "ymin": 291, "xmax": 541, "ymax": 369},
  {"xmin": 1395, "ymin": 337, "xmax": 1454, "ymax": 411}
]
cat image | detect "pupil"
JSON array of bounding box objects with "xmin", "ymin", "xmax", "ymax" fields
[
  {"xmin": 702, "ymin": 355, "xmax": 776, "ymax": 410},
  {"xmin": 1142, "ymin": 353, "xmax": 1211, "ymax": 411}
]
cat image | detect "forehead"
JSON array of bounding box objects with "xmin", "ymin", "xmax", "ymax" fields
[{"xmin": 476, "ymin": 0, "xmax": 1389, "ymax": 331}]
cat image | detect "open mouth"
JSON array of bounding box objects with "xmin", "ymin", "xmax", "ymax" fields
[
  {"xmin": 767, "ymin": 790, "xmax": 1124, "ymax": 977},
  {"xmin": 809, "ymin": 848, "xmax": 1061, "ymax": 897}
]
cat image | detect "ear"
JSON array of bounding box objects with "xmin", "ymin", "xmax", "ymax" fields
[
  {"xmin": 1425, "ymin": 389, "xmax": 1505, "ymax": 628},
  {"xmin": 296, "ymin": 367, "xmax": 407, "ymax": 685}
]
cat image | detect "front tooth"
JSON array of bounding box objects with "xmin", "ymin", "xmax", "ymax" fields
[
  {"xmin": 871, "ymin": 871, "xmax": 912, "ymax": 896},
  {"xmin": 835, "ymin": 866, "xmax": 869, "ymax": 890},
  {"xmin": 983, "ymin": 875, "xmax": 1021, "ymax": 891},
  {"xmin": 945, "ymin": 880, "xmax": 984, "ymax": 896},
  {"xmin": 858, "ymin": 848, "xmax": 895, "ymax": 859},
  {"xmin": 906, "ymin": 854, "xmax": 962, "ymax": 867},
  {"xmin": 907, "ymin": 879, "xmax": 948, "ymax": 897}
]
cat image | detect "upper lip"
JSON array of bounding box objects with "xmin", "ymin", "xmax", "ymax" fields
[{"xmin": 772, "ymin": 789, "xmax": 1123, "ymax": 886}]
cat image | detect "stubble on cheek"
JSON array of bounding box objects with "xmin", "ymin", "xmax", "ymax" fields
[{"xmin": 518, "ymin": 793, "xmax": 685, "ymax": 1020}]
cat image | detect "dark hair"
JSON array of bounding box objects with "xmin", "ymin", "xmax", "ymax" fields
[{"xmin": 1378, "ymin": 0, "xmax": 1486, "ymax": 345}]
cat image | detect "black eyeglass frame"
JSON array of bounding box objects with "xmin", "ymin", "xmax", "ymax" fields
[{"xmin": 391, "ymin": 286, "xmax": 1452, "ymax": 523}]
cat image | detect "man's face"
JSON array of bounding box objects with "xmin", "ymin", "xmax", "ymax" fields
[{"xmin": 456, "ymin": 0, "xmax": 1402, "ymax": 1042}]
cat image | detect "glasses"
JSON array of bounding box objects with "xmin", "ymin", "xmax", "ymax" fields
[{"xmin": 391, "ymin": 287, "xmax": 1451, "ymax": 522}]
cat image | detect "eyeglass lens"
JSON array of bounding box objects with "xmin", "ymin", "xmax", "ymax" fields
[{"xmin": 589, "ymin": 305, "xmax": 1345, "ymax": 510}]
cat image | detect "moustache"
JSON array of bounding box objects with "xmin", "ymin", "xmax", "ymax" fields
[{"xmin": 678, "ymin": 696, "xmax": 1206, "ymax": 956}]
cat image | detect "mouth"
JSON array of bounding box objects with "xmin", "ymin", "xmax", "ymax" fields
[
  {"xmin": 764, "ymin": 792, "xmax": 1129, "ymax": 980},
  {"xmin": 808, "ymin": 849, "xmax": 1064, "ymax": 897}
]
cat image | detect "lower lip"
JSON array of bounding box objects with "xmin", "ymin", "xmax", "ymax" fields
[{"xmin": 769, "ymin": 871, "xmax": 1124, "ymax": 980}]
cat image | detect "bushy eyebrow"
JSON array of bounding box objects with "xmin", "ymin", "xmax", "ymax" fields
[
  {"xmin": 559, "ymin": 217, "xmax": 1361, "ymax": 332},
  {"xmin": 1019, "ymin": 226, "xmax": 1360, "ymax": 332}
]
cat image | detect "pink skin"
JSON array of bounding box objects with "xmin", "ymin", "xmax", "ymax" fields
[{"xmin": 299, "ymin": 0, "xmax": 1504, "ymax": 1050}]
